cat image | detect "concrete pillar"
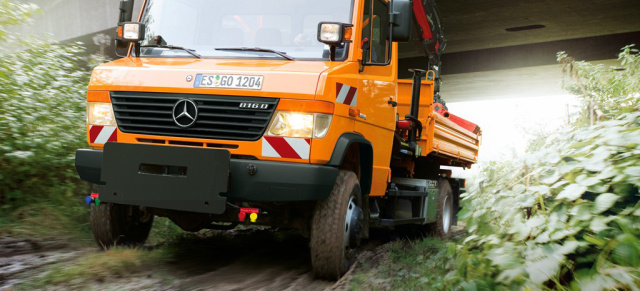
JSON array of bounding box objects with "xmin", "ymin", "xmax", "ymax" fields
[{"xmin": 13, "ymin": 0, "xmax": 142, "ymax": 42}]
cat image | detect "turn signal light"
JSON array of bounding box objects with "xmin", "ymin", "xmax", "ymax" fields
[
  {"xmin": 343, "ymin": 27, "xmax": 353, "ymax": 41},
  {"xmin": 349, "ymin": 107, "xmax": 360, "ymax": 117}
]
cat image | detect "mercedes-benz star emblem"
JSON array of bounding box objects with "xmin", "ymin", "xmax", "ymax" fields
[{"xmin": 172, "ymin": 99, "xmax": 198, "ymax": 128}]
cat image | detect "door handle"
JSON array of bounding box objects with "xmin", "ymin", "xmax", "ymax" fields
[{"xmin": 388, "ymin": 98, "xmax": 397, "ymax": 107}]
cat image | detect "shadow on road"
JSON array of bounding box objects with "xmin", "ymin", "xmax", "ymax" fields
[{"xmin": 162, "ymin": 227, "xmax": 334, "ymax": 290}]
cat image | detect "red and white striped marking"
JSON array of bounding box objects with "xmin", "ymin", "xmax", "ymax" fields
[
  {"xmin": 262, "ymin": 137, "xmax": 310, "ymax": 159},
  {"xmin": 89, "ymin": 125, "xmax": 117, "ymax": 144},
  {"xmin": 336, "ymin": 83, "xmax": 357, "ymax": 107}
]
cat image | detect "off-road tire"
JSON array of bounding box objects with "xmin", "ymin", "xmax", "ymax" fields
[
  {"xmin": 435, "ymin": 179, "xmax": 454, "ymax": 237},
  {"xmin": 310, "ymin": 170, "xmax": 362, "ymax": 280},
  {"xmin": 90, "ymin": 203, "xmax": 153, "ymax": 249}
]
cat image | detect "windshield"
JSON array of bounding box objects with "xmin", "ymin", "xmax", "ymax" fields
[{"xmin": 139, "ymin": 0, "xmax": 353, "ymax": 60}]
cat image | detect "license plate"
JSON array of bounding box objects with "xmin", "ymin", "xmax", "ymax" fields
[{"xmin": 194, "ymin": 74, "xmax": 263, "ymax": 90}]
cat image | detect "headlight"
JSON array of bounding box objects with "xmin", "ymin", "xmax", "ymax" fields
[
  {"xmin": 87, "ymin": 102, "xmax": 116, "ymax": 126},
  {"xmin": 266, "ymin": 111, "xmax": 332, "ymax": 138}
]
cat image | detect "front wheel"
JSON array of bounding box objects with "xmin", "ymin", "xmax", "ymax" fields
[
  {"xmin": 90, "ymin": 203, "xmax": 153, "ymax": 249},
  {"xmin": 310, "ymin": 170, "xmax": 364, "ymax": 280}
]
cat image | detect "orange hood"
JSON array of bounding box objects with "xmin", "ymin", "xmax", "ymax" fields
[{"xmin": 88, "ymin": 57, "xmax": 336, "ymax": 99}]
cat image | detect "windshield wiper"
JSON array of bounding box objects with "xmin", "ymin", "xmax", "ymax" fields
[
  {"xmin": 215, "ymin": 47, "xmax": 295, "ymax": 60},
  {"xmin": 141, "ymin": 44, "xmax": 202, "ymax": 58}
]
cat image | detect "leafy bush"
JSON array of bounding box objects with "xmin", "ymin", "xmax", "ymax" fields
[
  {"xmin": 558, "ymin": 45, "xmax": 640, "ymax": 126},
  {"xmin": 0, "ymin": 1, "xmax": 90, "ymax": 207},
  {"xmin": 0, "ymin": 0, "xmax": 38, "ymax": 41},
  {"xmin": 451, "ymin": 47, "xmax": 640, "ymax": 290}
]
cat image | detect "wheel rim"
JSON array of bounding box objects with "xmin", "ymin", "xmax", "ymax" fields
[
  {"xmin": 343, "ymin": 196, "xmax": 362, "ymax": 259},
  {"xmin": 442, "ymin": 195, "xmax": 452, "ymax": 234}
]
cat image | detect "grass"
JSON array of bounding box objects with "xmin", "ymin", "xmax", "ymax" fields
[
  {"xmin": 0, "ymin": 199, "xmax": 94, "ymax": 245},
  {"xmin": 16, "ymin": 247, "xmax": 175, "ymax": 290},
  {"xmin": 13, "ymin": 225, "xmax": 304, "ymax": 289},
  {"xmin": 350, "ymin": 238, "xmax": 459, "ymax": 291},
  {"xmin": 11, "ymin": 216, "xmax": 185, "ymax": 290},
  {"xmin": 146, "ymin": 216, "xmax": 184, "ymax": 245},
  {"xmin": 0, "ymin": 197, "xmax": 186, "ymax": 245},
  {"xmin": 0, "ymin": 200, "xmax": 188, "ymax": 289}
]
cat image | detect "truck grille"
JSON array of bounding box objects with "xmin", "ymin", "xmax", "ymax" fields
[{"xmin": 111, "ymin": 92, "xmax": 278, "ymax": 141}]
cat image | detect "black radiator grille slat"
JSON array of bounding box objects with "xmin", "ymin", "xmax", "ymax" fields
[
  {"xmin": 111, "ymin": 101, "xmax": 174, "ymax": 107},
  {"xmin": 197, "ymin": 112, "xmax": 271, "ymax": 120},
  {"xmin": 111, "ymin": 92, "xmax": 279, "ymax": 141},
  {"xmin": 117, "ymin": 122, "xmax": 263, "ymax": 134}
]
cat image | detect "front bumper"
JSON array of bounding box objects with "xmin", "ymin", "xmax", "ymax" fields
[{"xmin": 75, "ymin": 143, "xmax": 338, "ymax": 214}]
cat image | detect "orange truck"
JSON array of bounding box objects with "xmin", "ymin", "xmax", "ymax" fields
[{"xmin": 75, "ymin": 0, "xmax": 480, "ymax": 279}]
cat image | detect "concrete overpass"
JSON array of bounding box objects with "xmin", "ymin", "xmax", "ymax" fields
[{"xmin": 13, "ymin": 0, "xmax": 640, "ymax": 101}]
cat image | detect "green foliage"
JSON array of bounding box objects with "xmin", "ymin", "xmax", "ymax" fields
[
  {"xmin": 0, "ymin": 1, "xmax": 91, "ymax": 208},
  {"xmin": 350, "ymin": 239, "xmax": 459, "ymax": 291},
  {"xmin": 558, "ymin": 45, "xmax": 640, "ymax": 126},
  {"xmin": 451, "ymin": 47, "xmax": 640, "ymax": 290},
  {"xmin": 17, "ymin": 247, "xmax": 174, "ymax": 290},
  {"xmin": 147, "ymin": 217, "xmax": 184, "ymax": 244},
  {"xmin": 0, "ymin": 202, "xmax": 92, "ymax": 242},
  {"xmin": 0, "ymin": 0, "xmax": 38, "ymax": 42}
]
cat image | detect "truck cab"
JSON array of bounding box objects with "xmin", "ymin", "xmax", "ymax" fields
[{"xmin": 75, "ymin": 0, "xmax": 480, "ymax": 279}]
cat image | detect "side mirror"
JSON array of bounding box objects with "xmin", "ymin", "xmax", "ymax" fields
[
  {"xmin": 317, "ymin": 22, "xmax": 353, "ymax": 61},
  {"xmin": 119, "ymin": 0, "xmax": 135, "ymax": 23},
  {"xmin": 390, "ymin": 0, "xmax": 412, "ymax": 42},
  {"xmin": 116, "ymin": 0, "xmax": 136, "ymax": 57}
]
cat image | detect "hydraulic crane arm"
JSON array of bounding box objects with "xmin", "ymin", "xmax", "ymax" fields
[
  {"xmin": 411, "ymin": 0, "xmax": 446, "ymax": 66},
  {"xmin": 411, "ymin": 0, "xmax": 447, "ymax": 105}
]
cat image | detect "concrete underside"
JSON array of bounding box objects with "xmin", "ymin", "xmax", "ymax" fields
[{"xmin": 13, "ymin": 0, "xmax": 640, "ymax": 100}]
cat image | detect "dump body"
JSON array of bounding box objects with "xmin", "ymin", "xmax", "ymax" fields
[{"xmin": 397, "ymin": 80, "xmax": 480, "ymax": 166}]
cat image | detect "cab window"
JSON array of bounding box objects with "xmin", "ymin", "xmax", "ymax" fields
[{"xmin": 362, "ymin": 0, "xmax": 390, "ymax": 64}]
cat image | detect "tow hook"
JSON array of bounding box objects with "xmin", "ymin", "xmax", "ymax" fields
[{"xmin": 139, "ymin": 206, "xmax": 153, "ymax": 223}]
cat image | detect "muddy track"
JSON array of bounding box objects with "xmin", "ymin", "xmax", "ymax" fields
[
  {"xmin": 168, "ymin": 227, "xmax": 336, "ymax": 291},
  {"xmin": 0, "ymin": 228, "xmax": 389, "ymax": 291},
  {"xmin": 0, "ymin": 225, "xmax": 457, "ymax": 290},
  {"xmin": 0, "ymin": 237, "xmax": 86, "ymax": 290}
]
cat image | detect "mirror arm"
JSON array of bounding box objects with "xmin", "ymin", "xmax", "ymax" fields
[{"xmin": 134, "ymin": 43, "xmax": 141, "ymax": 58}]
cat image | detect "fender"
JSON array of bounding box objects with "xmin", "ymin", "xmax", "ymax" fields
[{"xmin": 326, "ymin": 133, "xmax": 373, "ymax": 195}]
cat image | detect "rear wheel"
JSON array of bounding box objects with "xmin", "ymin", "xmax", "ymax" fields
[
  {"xmin": 435, "ymin": 179, "xmax": 454, "ymax": 237},
  {"xmin": 90, "ymin": 203, "xmax": 153, "ymax": 249},
  {"xmin": 310, "ymin": 170, "xmax": 364, "ymax": 280}
]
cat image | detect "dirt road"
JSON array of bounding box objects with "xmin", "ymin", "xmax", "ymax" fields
[{"xmin": 0, "ymin": 227, "xmax": 389, "ymax": 291}]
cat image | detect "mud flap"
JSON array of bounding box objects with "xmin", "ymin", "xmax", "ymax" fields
[{"xmin": 99, "ymin": 143, "xmax": 229, "ymax": 214}]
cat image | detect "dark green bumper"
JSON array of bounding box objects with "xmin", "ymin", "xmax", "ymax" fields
[{"xmin": 75, "ymin": 143, "xmax": 338, "ymax": 214}]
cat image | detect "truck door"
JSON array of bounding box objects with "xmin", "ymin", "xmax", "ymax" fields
[{"xmin": 356, "ymin": 0, "xmax": 396, "ymax": 197}]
